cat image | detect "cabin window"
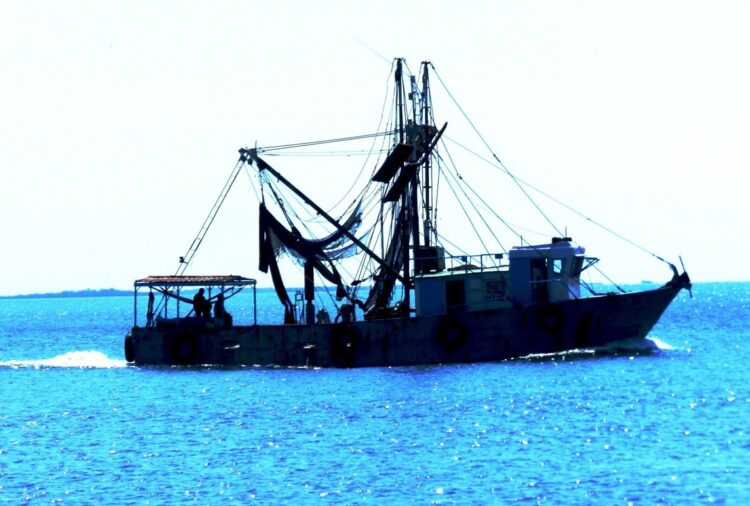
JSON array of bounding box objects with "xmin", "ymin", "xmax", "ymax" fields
[
  {"xmin": 552, "ymin": 259, "xmax": 563, "ymax": 274},
  {"xmin": 446, "ymin": 279, "xmax": 466, "ymax": 309}
]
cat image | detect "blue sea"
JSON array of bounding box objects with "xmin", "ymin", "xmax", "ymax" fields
[{"xmin": 0, "ymin": 282, "xmax": 748, "ymax": 504}]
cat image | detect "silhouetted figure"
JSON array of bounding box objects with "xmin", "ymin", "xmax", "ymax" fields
[
  {"xmin": 193, "ymin": 288, "xmax": 210, "ymax": 319},
  {"xmin": 336, "ymin": 303, "xmax": 355, "ymax": 323},
  {"xmin": 214, "ymin": 293, "xmax": 225, "ymax": 319},
  {"xmin": 316, "ymin": 308, "xmax": 331, "ymax": 324},
  {"xmin": 213, "ymin": 292, "xmax": 233, "ymax": 327},
  {"xmin": 146, "ymin": 292, "xmax": 155, "ymax": 327}
]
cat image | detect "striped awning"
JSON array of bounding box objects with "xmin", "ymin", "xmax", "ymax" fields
[{"xmin": 134, "ymin": 275, "xmax": 256, "ymax": 288}]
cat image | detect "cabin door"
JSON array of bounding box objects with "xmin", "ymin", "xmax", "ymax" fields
[
  {"xmin": 446, "ymin": 279, "xmax": 466, "ymax": 312},
  {"xmin": 530, "ymin": 258, "xmax": 548, "ymax": 303}
]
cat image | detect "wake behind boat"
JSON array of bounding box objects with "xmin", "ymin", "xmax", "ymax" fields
[{"xmin": 124, "ymin": 59, "xmax": 691, "ymax": 367}]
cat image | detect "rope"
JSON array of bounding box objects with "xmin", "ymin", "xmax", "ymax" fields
[
  {"xmin": 440, "ymin": 156, "xmax": 491, "ymax": 258},
  {"xmin": 265, "ymin": 149, "xmax": 388, "ymax": 157},
  {"xmin": 444, "ymin": 135, "xmax": 672, "ymax": 267},
  {"xmin": 243, "ymin": 161, "xmax": 262, "ymax": 203},
  {"xmin": 430, "ymin": 64, "xmax": 563, "ymax": 238},
  {"xmin": 262, "ymin": 173, "xmax": 297, "ymax": 231},
  {"xmin": 256, "ymin": 131, "xmax": 392, "ymax": 153},
  {"xmin": 435, "ymin": 232, "xmax": 468, "ymax": 257},
  {"xmin": 437, "ymin": 147, "xmax": 508, "ymax": 255},
  {"xmin": 429, "ymin": 63, "xmax": 683, "ymax": 291},
  {"xmin": 173, "ymin": 157, "xmax": 244, "ymax": 279}
]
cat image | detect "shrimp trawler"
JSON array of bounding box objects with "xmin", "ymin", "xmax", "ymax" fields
[{"xmin": 124, "ymin": 59, "xmax": 691, "ymax": 367}]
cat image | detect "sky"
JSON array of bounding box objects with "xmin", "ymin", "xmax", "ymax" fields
[{"xmin": 1, "ymin": 0, "xmax": 748, "ymax": 296}]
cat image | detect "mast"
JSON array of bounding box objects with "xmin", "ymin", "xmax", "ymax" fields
[
  {"xmin": 395, "ymin": 58, "xmax": 412, "ymax": 313},
  {"xmin": 421, "ymin": 61, "xmax": 434, "ymax": 247},
  {"xmin": 408, "ymin": 74, "xmax": 421, "ymax": 265},
  {"xmin": 396, "ymin": 59, "xmax": 405, "ymax": 144}
]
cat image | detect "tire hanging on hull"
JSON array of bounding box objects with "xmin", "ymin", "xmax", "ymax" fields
[
  {"xmin": 536, "ymin": 304, "xmax": 566, "ymax": 351},
  {"xmin": 172, "ymin": 333, "xmax": 200, "ymax": 365},
  {"xmin": 330, "ymin": 326, "xmax": 358, "ymax": 368},
  {"xmin": 436, "ymin": 317, "xmax": 468, "ymax": 352},
  {"xmin": 124, "ymin": 334, "xmax": 135, "ymax": 363}
]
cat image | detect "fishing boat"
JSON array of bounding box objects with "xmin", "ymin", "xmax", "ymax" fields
[{"xmin": 124, "ymin": 59, "xmax": 691, "ymax": 367}]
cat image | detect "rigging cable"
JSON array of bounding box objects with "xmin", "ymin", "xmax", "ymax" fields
[
  {"xmin": 326, "ymin": 62, "xmax": 400, "ymax": 215},
  {"xmin": 443, "ymin": 135, "xmax": 673, "ymax": 268},
  {"xmin": 256, "ymin": 131, "xmax": 392, "ymax": 153},
  {"xmin": 430, "ymin": 64, "xmax": 564, "ymax": 239},
  {"xmin": 242, "ymin": 160, "xmax": 262, "ymax": 204},
  {"xmin": 431, "ymin": 65, "xmax": 671, "ymax": 293},
  {"xmin": 432, "ymin": 140, "xmax": 442, "ymax": 241},
  {"xmin": 439, "ymin": 154, "xmax": 492, "ymax": 260},
  {"xmin": 436, "ymin": 146, "xmax": 509, "ymax": 256},
  {"xmin": 265, "ymin": 149, "xmax": 388, "ymax": 157},
  {"xmin": 261, "ymin": 173, "xmax": 297, "ymax": 231},
  {"xmin": 263, "ymin": 73, "xmax": 395, "ymax": 229},
  {"xmin": 351, "ymin": 80, "xmax": 401, "ymax": 291},
  {"xmin": 434, "ymin": 231, "xmax": 468, "ymax": 258},
  {"xmin": 441, "ymin": 144, "xmax": 551, "ymax": 243},
  {"xmin": 174, "ymin": 158, "xmax": 245, "ymax": 276},
  {"xmin": 439, "ymin": 138, "xmax": 624, "ymax": 290}
]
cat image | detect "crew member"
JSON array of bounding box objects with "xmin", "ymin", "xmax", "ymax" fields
[{"xmin": 193, "ymin": 288, "xmax": 210, "ymax": 319}]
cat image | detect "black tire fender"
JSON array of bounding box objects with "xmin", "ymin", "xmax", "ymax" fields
[
  {"xmin": 437, "ymin": 317, "xmax": 468, "ymax": 351},
  {"xmin": 124, "ymin": 334, "xmax": 135, "ymax": 362},
  {"xmin": 173, "ymin": 333, "xmax": 200, "ymax": 365},
  {"xmin": 575, "ymin": 312, "xmax": 594, "ymax": 348},
  {"xmin": 331, "ymin": 325, "xmax": 358, "ymax": 368},
  {"xmin": 537, "ymin": 304, "xmax": 565, "ymax": 336}
]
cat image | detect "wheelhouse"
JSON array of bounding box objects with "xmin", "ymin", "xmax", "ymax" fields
[{"xmin": 508, "ymin": 238, "xmax": 589, "ymax": 304}]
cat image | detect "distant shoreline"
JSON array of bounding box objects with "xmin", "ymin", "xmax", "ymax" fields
[
  {"xmin": 0, "ymin": 289, "xmax": 132, "ymax": 300},
  {"xmin": 0, "ymin": 286, "xmax": 281, "ymax": 300},
  {"xmin": 0, "ymin": 280, "xmax": 744, "ymax": 300}
]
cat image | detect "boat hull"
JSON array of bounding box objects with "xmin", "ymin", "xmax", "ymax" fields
[{"xmin": 125, "ymin": 283, "xmax": 683, "ymax": 367}]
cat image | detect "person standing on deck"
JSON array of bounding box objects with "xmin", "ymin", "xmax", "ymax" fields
[
  {"xmin": 193, "ymin": 288, "xmax": 209, "ymax": 319},
  {"xmin": 213, "ymin": 292, "xmax": 233, "ymax": 327}
]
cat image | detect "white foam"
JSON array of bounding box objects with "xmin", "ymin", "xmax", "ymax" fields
[
  {"xmin": 646, "ymin": 337, "xmax": 674, "ymax": 350},
  {"xmin": 520, "ymin": 347, "xmax": 597, "ymax": 360},
  {"xmin": 0, "ymin": 351, "xmax": 128, "ymax": 369},
  {"xmin": 518, "ymin": 336, "xmax": 669, "ymax": 361}
]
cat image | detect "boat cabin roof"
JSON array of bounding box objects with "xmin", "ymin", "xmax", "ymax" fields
[
  {"xmin": 414, "ymin": 265, "xmax": 506, "ymax": 280},
  {"xmin": 134, "ymin": 275, "xmax": 256, "ymax": 288},
  {"xmin": 508, "ymin": 239, "xmax": 584, "ymax": 259}
]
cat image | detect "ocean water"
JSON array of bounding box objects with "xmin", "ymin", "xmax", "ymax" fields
[{"xmin": 0, "ymin": 282, "xmax": 748, "ymax": 504}]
